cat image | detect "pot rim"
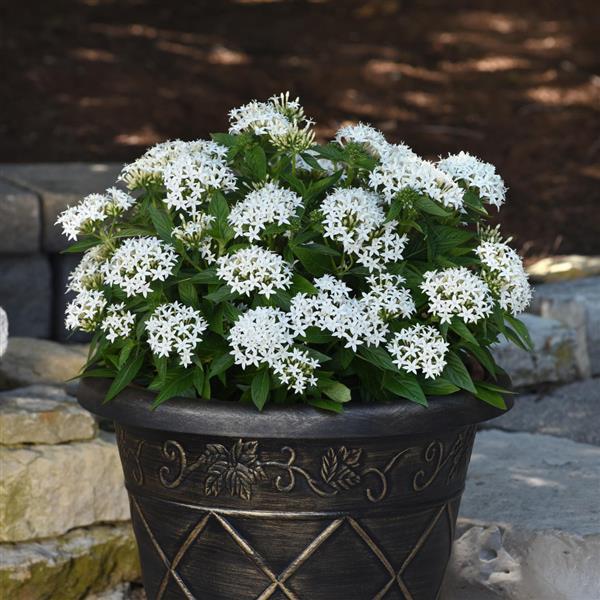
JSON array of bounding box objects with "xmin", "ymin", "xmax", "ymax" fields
[{"xmin": 77, "ymin": 376, "xmax": 512, "ymax": 439}]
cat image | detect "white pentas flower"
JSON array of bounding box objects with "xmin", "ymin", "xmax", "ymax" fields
[
  {"xmin": 386, "ymin": 324, "xmax": 449, "ymax": 379},
  {"xmin": 65, "ymin": 290, "xmax": 107, "ymax": 332},
  {"xmin": 421, "ymin": 267, "xmax": 494, "ymax": 324},
  {"xmin": 163, "ymin": 143, "xmax": 237, "ymax": 215},
  {"xmin": 437, "ymin": 151, "xmax": 507, "ymax": 208},
  {"xmin": 320, "ymin": 188, "xmax": 408, "ymax": 271},
  {"xmin": 67, "ymin": 245, "xmax": 107, "ymax": 292},
  {"xmin": 56, "ymin": 187, "xmax": 136, "ymax": 240},
  {"xmin": 229, "ymin": 92, "xmax": 315, "ymax": 152},
  {"xmin": 101, "ymin": 237, "xmax": 178, "ymax": 298},
  {"xmin": 370, "ymin": 147, "xmax": 464, "ymax": 211},
  {"xmin": 227, "ymin": 306, "xmax": 318, "ymax": 393},
  {"xmin": 228, "ymin": 182, "xmax": 302, "ymax": 241},
  {"xmin": 476, "ymin": 241, "xmax": 532, "ymax": 314},
  {"xmin": 146, "ymin": 302, "xmax": 208, "ymax": 367},
  {"xmin": 363, "ymin": 273, "xmax": 416, "ymax": 319},
  {"xmin": 216, "ymin": 246, "xmax": 293, "ymax": 298},
  {"xmin": 172, "ymin": 214, "xmax": 215, "ymax": 249},
  {"xmin": 335, "ymin": 122, "xmax": 390, "ymax": 158},
  {"xmin": 290, "ymin": 275, "xmax": 389, "ymax": 351},
  {"xmin": 100, "ymin": 303, "xmax": 136, "ymax": 343}
]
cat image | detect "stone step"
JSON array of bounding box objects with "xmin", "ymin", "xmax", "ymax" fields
[
  {"xmin": 530, "ymin": 276, "xmax": 600, "ymax": 377},
  {"xmin": 527, "ymin": 255, "xmax": 600, "ymax": 283},
  {"xmin": 0, "ymin": 337, "xmax": 88, "ymax": 390},
  {"xmin": 491, "ymin": 313, "xmax": 580, "ymax": 388},
  {"xmin": 0, "ymin": 307, "xmax": 7, "ymax": 358},
  {"xmin": 0, "ymin": 385, "xmax": 97, "ymax": 445},
  {"xmin": 0, "ymin": 432, "xmax": 130, "ymax": 543},
  {"xmin": 484, "ymin": 378, "xmax": 600, "ymax": 446},
  {"xmin": 442, "ymin": 430, "xmax": 600, "ymax": 600},
  {"xmin": 0, "ymin": 523, "xmax": 140, "ymax": 600}
]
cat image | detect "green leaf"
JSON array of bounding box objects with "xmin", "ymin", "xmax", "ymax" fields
[
  {"xmin": 291, "ymin": 273, "xmax": 317, "ymax": 295},
  {"xmin": 208, "ymin": 192, "xmax": 233, "ymax": 242},
  {"xmin": 420, "ymin": 378, "xmax": 460, "ymax": 396},
  {"xmin": 464, "ymin": 343, "xmax": 497, "ymax": 377},
  {"xmin": 187, "ymin": 268, "xmax": 221, "ymax": 284},
  {"xmin": 307, "ymin": 397, "xmax": 344, "ymax": 413},
  {"xmin": 383, "ymin": 372, "xmax": 428, "ymax": 406},
  {"xmin": 117, "ymin": 340, "xmax": 136, "ymax": 369},
  {"xmin": 474, "ymin": 382, "xmax": 508, "ymax": 409},
  {"xmin": 148, "ymin": 204, "xmax": 173, "ymax": 243},
  {"xmin": 152, "ymin": 369, "xmax": 195, "ymax": 408},
  {"xmin": 246, "ymin": 145, "xmax": 267, "ymax": 180},
  {"xmin": 80, "ymin": 367, "xmax": 115, "ymax": 379},
  {"xmin": 210, "ymin": 132, "xmax": 238, "ymax": 147},
  {"xmin": 178, "ymin": 281, "xmax": 199, "ymax": 307},
  {"xmin": 358, "ymin": 345, "xmax": 397, "ymax": 371},
  {"xmin": 61, "ymin": 237, "xmax": 101, "ymax": 254},
  {"xmin": 302, "ymin": 327, "xmax": 334, "ymax": 344},
  {"xmin": 204, "ymin": 285, "xmax": 236, "ymax": 304},
  {"xmin": 415, "ymin": 195, "xmax": 452, "ymax": 218},
  {"xmin": 104, "ymin": 353, "xmax": 145, "ymax": 403},
  {"xmin": 192, "ymin": 366, "xmax": 205, "ymax": 397},
  {"xmin": 208, "ymin": 352, "xmax": 234, "ymax": 379},
  {"xmin": 450, "ymin": 318, "xmax": 479, "ymax": 347},
  {"xmin": 320, "ymin": 381, "xmax": 352, "ymax": 403},
  {"xmin": 291, "ymin": 244, "xmax": 333, "ymax": 277},
  {"xmin": 443, "ymin": 351, "xmax": 477, "ymax": 394},
  {"xmin": 505, "ymin": 314, "xmax": 534, "ymax": 351},
  {"xmin": 251, "ymin": 369, "xmax": 270, "ymax": 411}
]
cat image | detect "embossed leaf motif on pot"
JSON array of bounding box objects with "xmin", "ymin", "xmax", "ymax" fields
[
  {"xmin": 201, "ymin": 440, "xmax": 267, "ymax": 500},
  {"xmin": 320, "ymin": 446, "xmax": 362, "ymax": 490}
]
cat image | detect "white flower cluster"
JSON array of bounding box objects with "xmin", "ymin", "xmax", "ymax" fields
[
  {"xmin": 437, "ymin": 151, "xmax": 507, "ymax": 208},
  {"xmin": 101, "ymin": 237, "xmax": 178, "ymax": 297},
  {"xmin": 228, "ymin": 306, "xmax": 318, "ymax": 393},
  {"xmin": 370, "ymin": 146, "xmax": 464, "ymax": 211},
  {"xmin": 421, "ymin": 267, "xmax": 494, "ymax": 324},
  {"xmin": 146, "ymin": 301, "xmax": 208, "ymax": 367},
  {"xmin": 228, "ymin": 182, "xmax": 302, "ymax": 241},
  {"xmin": 363, "ymin": 273, "xmax": 416, "ymax": 319},
  {"xmin": 476, "ymin": 241, "xmax": 531, "ymax": 314},
  {"xmin": 321, "ymin": 188, "xmax": 408, "ymax": 271},
  {"xmin": 335, "ymin": 122, "xmax": 389, "ymax": 158},
  {"xmin": 386, "ymin": 324, "xmax": 449, "ymax": 379},
  {"xmin": 100, "ymin": 303, "xmax": 136, "ymax": 342},
  {"xmin": 67, "ymin": 245, "xmax": 106, "ymax": 293},
  {"xmin": 290, "ymin": 275, "xmax": 390, "ymax": 351},
  {"xmin": 65, "ymin": 289, "xmax": 107, "ymax": 332},
  {"xmin": 216, "ymin": 246, "xmax": 292, "ymax": 298},
  {"xmin": 56, "ymin": 187, "xmax": 136, "ymax": 240},
  {"xmin": 228, "ymin": 92, "xmax": 314, "ymax": 152},
  {"xmin": 172, "ymin": 214, "xmax": 215, "ymax": 248},
  {"xmin": 163, "ymin": 142, "xmax": 237, "ymax": 215}
]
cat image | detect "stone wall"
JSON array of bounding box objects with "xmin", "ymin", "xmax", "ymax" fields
[{"xmin": 0, "ymin": 164, "xmax": 121, "ymax": 341}]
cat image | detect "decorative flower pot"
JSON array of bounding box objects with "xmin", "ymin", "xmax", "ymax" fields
[{"xmin": 78, "ymin": 378, "xmax": 511, "ymax": 600}]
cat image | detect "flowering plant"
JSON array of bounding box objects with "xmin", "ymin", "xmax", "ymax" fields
[{"xmin": 59, "ymin": 93, "xmax": 532, "ymax": 412}]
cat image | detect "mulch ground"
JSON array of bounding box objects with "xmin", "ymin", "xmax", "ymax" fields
[{"xmin": 2, "ymin": 0, "xmax": 599, "ymax": 256}]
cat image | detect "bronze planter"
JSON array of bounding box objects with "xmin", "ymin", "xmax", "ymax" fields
[{"xmin": 78, "ymin": 379, "xmax": 510, "ymax": 600}]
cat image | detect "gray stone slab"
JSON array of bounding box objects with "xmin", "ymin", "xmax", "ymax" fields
[
  {"xmin": 0, "ymin": 254, "xmax": 52, "ymax": 338},
  {"xmin": 0, "ymin": 163, "xmax": 122, "ymax": 252},
  {"xmin": 0, "ymin": 385, "xmax": 96, "ymax": 445},
  {"xmin": 461, "ymin": 430, "xmax": 600, "ymax": 536},
  {"xmin": 0, "ymin": 307, "xmax": 7, "ymax": 358},
  {"xmin": 531, "ymin": 276, "xmax": 600, "ymax": 377},
  {"xmin": 491, "ymin": 313, "xmax": 579, "ymax": 387},
  {"xmin": 0, "ymin": 179, "xmax": 41, "ymax": 254},
  {"xmin": 53, "ymin": 253, "xmax": 92, "ymax": 343},
  {"xmin": 485, "ymin": 378, "xmax": 600, "ymax": 446},
  {"xmin": 0, "ymin": 337, "xmax": 88, "ymax": 389}
]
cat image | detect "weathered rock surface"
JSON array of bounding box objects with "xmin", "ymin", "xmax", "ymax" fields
[
  {"xmin": 442, "ymin": 430, "xmax": 600, "ymax": 600},
  {"xmin": 0, "ymin": 523, "xmax": 140, "ymax": 600},
  {"xmin": 0, "ymin": 337, "xmax": 88, "ymax": 389},
  {"xmin": 85, "ymin": 583, "xmax": 146, "ymax": 600},
  {"xmin": 531, "ymin": 276, "xmax": 600, "ymax": 377},
  {"xmin": 0, "ymin": 385, "xmax": 96, "ymax": 445},
  {"xmin": 0, "ymin": 432, "xmax": 130, "ymax": 542},
  {"xmin": 0, "ymin": 163, "xmax": 122, "ymax": 252},
  {"xmin": 0, "ymin": 179, "xmax": 40, "ymax": 254},
  {"xmin": 0, "ymin": 256, "xmax": 52, "ymax": 338},
  {"xmin": 527, "ymin": 255, "xmax": 600, "ymax": 283},
  {"xmin": 491, "ymin": 313, "xmax": 579, "ymax": 387},
  {"xmin": 485, "ymin": 378, "xmax": 600, "ymax": 445},
  {"xmin": 0, "ymin": 307, "xmax": 7, "ymax": 358}
]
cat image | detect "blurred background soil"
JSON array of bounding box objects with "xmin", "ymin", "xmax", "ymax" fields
[{"xmin": 1, "ymin": 0, "xmax": 599, "ymax": 256}]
